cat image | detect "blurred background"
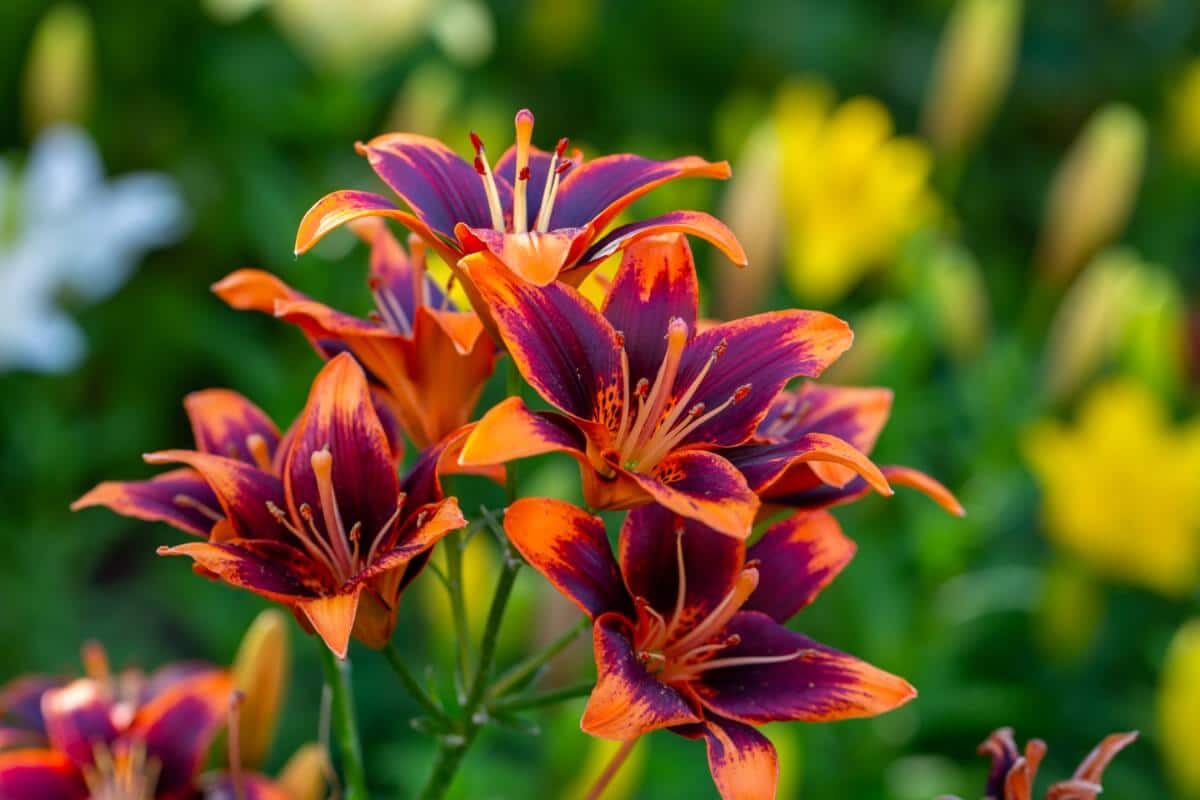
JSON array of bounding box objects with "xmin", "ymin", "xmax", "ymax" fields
[{"xmin": 1, "ymin": 0, "xmax": 1199, "ymax": 797}]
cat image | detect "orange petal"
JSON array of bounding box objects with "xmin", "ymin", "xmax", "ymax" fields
[
  {"xmin": 459, "ymin": 398, "xmax": 586, "ymax": 466},
  {"xmin": 212, "ymin": 269, "xmax": 303, "ymax": 313},
  {"xmin": 881, "ymin": 466, "xmax": 965, "ymax": 517},
  {"xmin": 299, "ymin": 589, "xmax": 364, "ymax": 660}
]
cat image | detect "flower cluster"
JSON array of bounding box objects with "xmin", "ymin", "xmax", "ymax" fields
[{"xmin": 70, "ymin": 109, "xmax": 963, "ymax": 799}]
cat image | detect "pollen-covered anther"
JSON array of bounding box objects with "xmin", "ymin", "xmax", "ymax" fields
[{"xmin": 469, "ymin": 131, "xmax": 506, "ymax": 230}]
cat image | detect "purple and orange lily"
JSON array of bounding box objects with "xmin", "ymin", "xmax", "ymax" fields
[
  {"xmin": 503, "ymin": 498, "xmax": 914, "ymax": 800},
  {"xmin": 457, "ymin": 232, "xmax": 880, "ymax": 539},
  {"xmin": 74, "ymin": 354, "xmax": 467, "ymax": 658},
  {"xmin": 0, "ymin": 645, "xmax": 233, "ymax": 800},
  {"xmin": 215, "ymin": 219, "xmax": 496, "ymax": 449},
  {"xmin": 940, "ymin": 727, "xmax": 1138, "ymax": 800},
  {"xmin": 726, "ymin": 383, "xmax": 965, "ymax": 517},
  {"xmin": 294, "ymin": 108, "xmax": 746, "ymax": 289}
]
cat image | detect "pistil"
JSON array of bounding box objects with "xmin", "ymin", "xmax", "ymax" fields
[{"xmin": 512, "ymin": 109, "xmax": 535, "ymax": 233}]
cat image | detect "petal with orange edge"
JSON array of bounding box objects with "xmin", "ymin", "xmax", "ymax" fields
[
  {"xmin": 283, "ymin": 354, "xmax": 401, "ymax": 562},
  {"xmin": 691, "ymin": 611, "xmax": 915, "ymax": 725},
  {"xmin": 580, "ymin": 613, "xmax": 700, "ymax": 740},
  {"xmin": 550, "ymin": 154, "xmax": 730, "ymax": 232},
  {"xmin": 682, "ymin": 716, "xmax": 778, "ymax": 800},
  {"xmin": 1051, "ymin": 731, "xmax": 1138, "ymax": 796},
  {"xmin": 358, "ymin": 498, "xmax": 466, "ymax": 581},
  {"xmin": 459, "ymin": 398, "xmax": 587, "ymax": 468},
  {"xmin": 299, "ymin": 588, "xmax": 363, "ymax": 660},
  {"xmin": 880, "ymin": 466, "xmax": 965, "ymax": 517},
  {"xmin": 504, "ymin": 498, "xmax": 632, "ymax": 619},
  {"xmin": 357, "ymin": 134, "xmax": 492, "ymax": 236},
  {"xmin": 143, "ymin": 450, "xmax": 287, "ymax": 541},
  {"xmin": 211, "ymin": 269, "xmax": 305, "ymax": 315},
  {"xmin": 580, "ymin": 210, "xmax": 747, "ymax": 268},
  {"xmin": 726, "ymin": 432, "xmax": 892, "ymax": 499},
  {"xmin": 185, "ymin": 389, "xmax": 281, "ymax": 467},
  {"xmin": 765, "ymin": 385, "xmax": 893, "ymax": 487},
  {"xmin": 157, "ymin": 540, "xmax": 328, "ymax": 604},
  {"xmin": 673, "ymin": 311, "xmax": 854, "ymax": 450},
  {"xmin": 459, "ymin": 252, "xmax": 621, "ymax": 421},
  {"xmin": 619, "ymin": 504, "xmax": 744, "ymax": 626},
  {"xmin": 743, "ymin": 511, "xmax": 855, "ymax": 623},
  {"xmin": 71, "ymin": 469, "xmax": 222, "ymax": 537},
  {"xmin": 628, "ymin": 450, "xmax": 759, "ymax": 540},
  {"xmin": 0, "ymin": 750, "xmax": 86, "ymax": 800},
  {"xmin": 131, "ymin": 671, "xmax": 234, "ymax": 798},
  {"xmin": 294, "ymin": 189, "xmax": 460, "ymax": 266}
]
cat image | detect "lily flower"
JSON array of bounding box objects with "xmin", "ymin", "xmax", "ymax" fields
[
  {"xmin": 294, "ymin": 108, "xmax": 746, "ymax": 288},
  {"xmin": 725, "ymin": 383, "xmax": 965, "ymax": 516},
  {"xmin": 122, "ymin": 354, "xmax": 464, "ymax": 658},
  {"xmin": 214, "ymin": 218, "xmax": 497, "ymax": 448},
  {"xmin": 0, "ymin": 644, "xmax": 232, "ymax": 800},
  {"xmin": 504, "ymin": 498, "xmax": 915, "ymax": 800},
  {"xmin": 940, "ymin": 727, "xmax": 1137, "ymax": 800},
  {"xmin": 457, "ymin": 233, "xmax": 854, "ymax": 539},
  {"xmin": 72, "ymin": 388, "xmax": 286, "ymax": 538}
]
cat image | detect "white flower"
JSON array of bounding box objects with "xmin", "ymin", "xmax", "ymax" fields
[{"xmin": 0, "ymin": 125, "xmax": 186, "ymax": 373}]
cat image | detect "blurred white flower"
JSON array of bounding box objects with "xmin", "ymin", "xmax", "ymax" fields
[{"xmin": 0, "ymin": 126, "xmax": 186, "ymax": 373}]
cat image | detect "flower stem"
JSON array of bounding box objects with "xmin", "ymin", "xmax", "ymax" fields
[
  {"xmin": 316, "ymin": 645, "xmax": 368, "ymax": 800},
  {"xmin": 584, "ymin": 739, "xmax": 639, "ymax": 800},
  {"xmin": 417, "ymin": 509, "xmax": 523, "ymax": 800},
  {"xmin": 444, "ymin": 529, "xmax": 474, "ymax": 697},
  {"xmin": 487, "ymin": 616, "xmax": 590, "ymax": 700},
  {"xmin": 487, "ymin": 681, "xmax": 594, "ymax": 714},
  {"xmin": 382, "ymin": 641, "xmax": 448, "ymax": 724}
]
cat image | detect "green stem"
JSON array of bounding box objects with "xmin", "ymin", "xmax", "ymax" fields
[
  {"xmin": 418, "ymin": 512, "xmax": 523, "ymax": 800},
  {"xmin": 584, "ymin": 739, "xmax": 639, "ymax": 800},
  {"xmin": 488, "ymin": 681, "xmax": 594, "ymax": 714},
  {"xmin": 382, "ymin": 642, "xmax": 447, "ymax": 724},
  {"xmin": 444, "ymin": 529, "xmax": 473, "ymax": 698},
  {"xmin": 488, "ymin": 616, "xmax": 590, "ymax": 700},
  {"xmin": 317, "ymin": 646, "xmax": 368, "ymax": 800}
]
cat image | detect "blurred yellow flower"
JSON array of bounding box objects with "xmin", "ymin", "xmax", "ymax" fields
[
  {"xmin": 923, "ymin": 0, "xmax": 1022, "ymax": 154},
  {"xmin": 1024, "ymin": 378, "xmax": 1200, "ymax": 596},
  {"xmin": 23, "ymin": 3, "xmax": 94, "ymax": 134},
  {"xmin": 1168, "ymin": 59, "xmax": 1200, "ymax": 167},
  {"xmin": 775, "ymin": 82, "xmax": 939, "ymax": 303},
  {"xmin": 1159, "ymin": 619, "xmax": 1200, "ymax": 798}
]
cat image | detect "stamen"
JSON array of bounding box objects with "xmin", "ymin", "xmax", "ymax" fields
[
  {"xmin": 470, "ymin": 132, "xmax": 506, "ymax": 230},
  {"xmin": 533, "ymin": 137, "xmax": 570, "ymax": 232},
  {"xmin": 273, "ymin": 501, "xmax": 341, "ymax": 578},
  {"xmin": 662, "ymin": 525, "xmax": 688, "ymax": 643},
  {"xmin": 311, "ymin": 448, "xmax": 357, "ymax": 573},
  {"xmin": 636, "ymin": 382, "xmax": 750, "ymax": 471},
  {"xmin": 619, "ymin": 318, "xmax": 689, "ymax": 466},
  {"xmin": 407, "ymin": 234, "xmax": 427, "ymax": 310},
  {"xmin": 363, "ymin": 493, "xmax": 407, "ymax": 566},
  {"xmin": 227, "ymin": 691, "xmax": 246, "ymax": 800},
  {"xmin": 667, "ymin": 568, "xmax": 759, "ymax": 656},
  {"xmin": 369, "ymin": 276, "xmax": 413, "ymax": 336},
  {"xmin": 512, "ymin": 109, "xmax": 535, "ymax": 233},
  {"xmin": 688, "ymin": 649, "xmax": 806, "ymax": 674},
  {"xmin": 173, "ymin": 494, "xmax": 223, "ymax": 522},
  {"xmin": 245, "ymin": 433, "xmax": 273, "ymax": 472}
]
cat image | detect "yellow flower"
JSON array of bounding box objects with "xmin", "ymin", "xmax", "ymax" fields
[
  {"xmin": 1024, "ymin": 378, "xmax": 1200, "ymax": 596},
  {"xmin": 1168, "ymin": 59, "xmax": 1200, "ymax": 166},
  {"xmin": 1159, "ymin": 619, "xmax": 1200, "ymax": 798},
  {"xmin": 775, "ymin": 81, "xmax": 938, "ymax": 303}
]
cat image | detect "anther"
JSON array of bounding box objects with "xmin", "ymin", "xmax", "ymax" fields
[
  {"xmin": 635, "ymin": 378, "xmax": 650, "ymax": 398},
  {"xmin": 518, "ymin": 166, "xmax": 531, "ymax": 180},
  {"xmin": 733, "ymin": 384, "xmax": 752, "ymax": 402}
]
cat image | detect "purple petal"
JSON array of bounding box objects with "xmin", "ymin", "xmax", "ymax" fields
[
  {"xmin": 579, "ymin": 210, "xmax": 747, "ymax": 268},
  {"xmin": 601, "ymin": 234, "xmax": 699, "ymax": 386},
  {"xmin": 676, "ymin": 716, "xmax": 778, "ymax": 800},
  {"xmin": 618, "ymin": 504, "xmax": 745, "ymax": 626},
  {"xmin": 504, "ymin": 499, "xmax": 633, "ymax": 619},
  {"xmin": 1, "ymin": 676, "xmax": 62, "ymax": 734},
  {"xmin": 40, "ymin": 680, "xmax": 118, "ymax": 767},
  {"xmin": 358, "ymin": 134, "xmax": 492, "ymax": 237},
  {"xmin": 141, "ymin": 451, "xmax": 288, "ymax": 541},
  {"xmin": 130, "ymin": 672, "xmax": 234, "ymax": 798},
  {"xmin": 0, "ymin": 751, "xmax": 86, "ymax": 800},
  {"xmin": 627, "ymin": 450, "xmax": 759, "ymax": 540},
  {"xmin": 743, "ymin": 511, "xmax": 856, "ymax": 623},
  {"xmin": 71, "ymin": 469, "xmax": 223, "ymax": 537},
  {"xmin": 184, "ymin": 389, "xmax": 281, "ymax": 465},
  {"xmin": 690, "ymin": 611, "xmax": 915, "ymax": 725},
  {"xmin": 673, "ymin": 311, "xmax": 853, "ymax": 449}
]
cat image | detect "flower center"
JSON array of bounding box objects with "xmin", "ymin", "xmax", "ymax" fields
[
  {"xmin": 471, "ymin": 109, "xmax": 574, "ymax": 235},
  {"xmin": 82, "ymin": 740, "xmax": 159, "ymax": 800},
  {"xmin": 366, "ymin": 236, "xmax": 445, "ymax": 336},
  {"xmin": 633, "ymin": 528, "xmax": 801, "ymax": 685},
  {"xmin": 606, "ymin": 318, "xmax": 749, "ymax": 473},
  {"xmin": 266, "ymin": 447, "xmax": 406, "ymax": 584}
]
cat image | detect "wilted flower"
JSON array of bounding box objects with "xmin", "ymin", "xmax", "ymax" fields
[
  {"xmin": 505, "ymin": 499, "xmax": 914, "ymax": 800},
  {"xmin": 0, "ymin": 644, "xmax": 232, "ymax": 799},
  {"xmin": 1023, "ymin": 377, "xmax": 1200, "ymax": 596},
  {"xmin": 940, "ymin": 727, "xmax": 1137, "ymax": 800},
  {"xmin": 1036, "ymin": 104, "xmax": 1146, "ymax": 283},
  {"xmin": 459, "ymin": 233, "xmax": 853, "ymax": 539},
  {"xmin": 922, "ymin": 0, "xmax": 1022, "ymax": 153},
  {"xmin": 0, "ymin": 126, "xmax": 185, "ymax": 373},
  {"xmin": 295, "ymin": 108, "xmax": 743, "ymax": 290},
  {"xmin": 215, "ymin": 218, "xmax": 497, "ymax": 448},
  {"xmin": 775, "ymin": 82, "xmax": 938, "ymax": 303},
  {"xmin": 1159, "ymin": 619, "xmax": 1200, "ymax": 798}
]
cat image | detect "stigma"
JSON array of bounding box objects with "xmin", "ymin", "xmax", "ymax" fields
[{"xmin": 470, "ymin": 109, "xmax": 574, "ymax": 236}]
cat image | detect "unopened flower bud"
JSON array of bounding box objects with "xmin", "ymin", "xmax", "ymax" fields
[{"xmin": 231, "ymin": 609, "xmax": 290, "ymax": 768}]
